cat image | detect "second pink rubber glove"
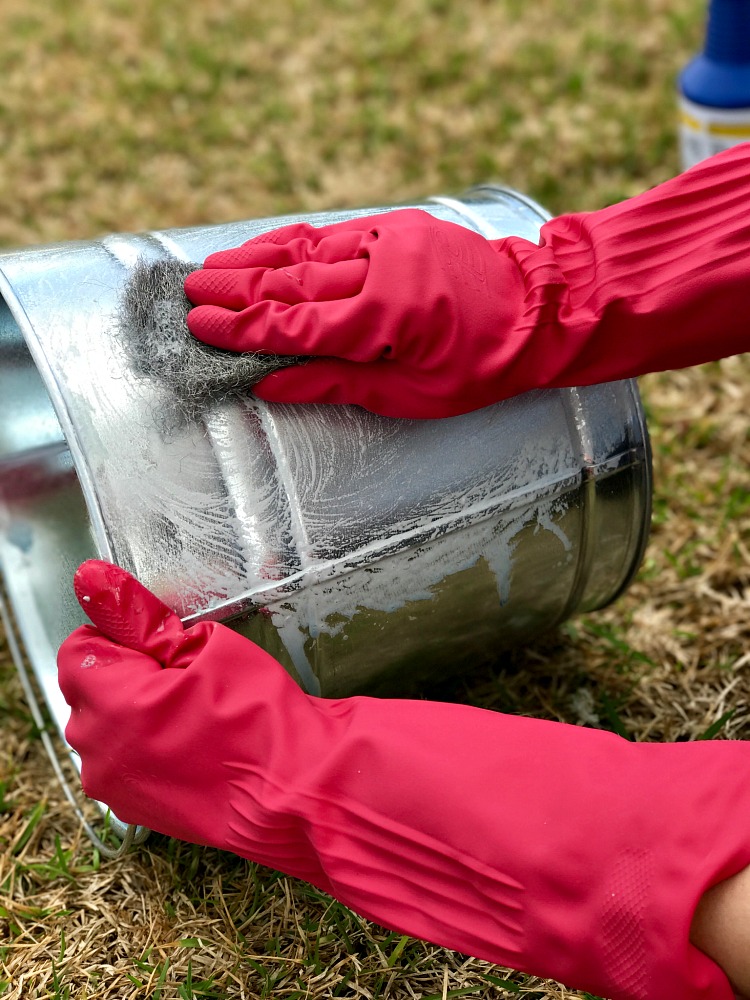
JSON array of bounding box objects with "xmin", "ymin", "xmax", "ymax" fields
[
  {"xmin": 185, "ymin": 143, "xmax": 750, "ymax": 417},
  {"xmin": 59, "ymin": 560, "xmax": 750, "ymax": 1000}
]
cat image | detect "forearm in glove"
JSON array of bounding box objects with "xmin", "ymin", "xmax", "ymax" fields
[{"xmin": 58, "ymin": 560, "xmax": 750, "ymax": 1000}]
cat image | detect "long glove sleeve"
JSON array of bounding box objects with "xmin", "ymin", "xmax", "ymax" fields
[
  {"xmin": 507, "ymin": 141, "xmax": 750, "ymax": 388},
  {"xmin": 59, "ymin": 561, "xmax": 750, "ymax": 1000},
  {"xmin": 184, "ymin": 143, "xmax": 750, "ymax": 418}
]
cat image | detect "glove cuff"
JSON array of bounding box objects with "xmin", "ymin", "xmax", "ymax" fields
[{"xmin": 493, "ymin": 144, "xmax": 750, "ymax": 392}]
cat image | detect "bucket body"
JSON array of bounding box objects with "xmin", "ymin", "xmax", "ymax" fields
[{"xmin": 0, "ymin": 188, "xmax": 651, "ymax": 755}]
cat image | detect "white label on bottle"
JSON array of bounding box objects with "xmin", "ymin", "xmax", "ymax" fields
[{"xmin": 678, "ymin": 95, "xmax": 750, "ymax": 170}]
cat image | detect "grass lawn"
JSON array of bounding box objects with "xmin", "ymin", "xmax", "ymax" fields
[{"xmin": 3, "ymin": 1, "xmax": 750, "ymax": 997}]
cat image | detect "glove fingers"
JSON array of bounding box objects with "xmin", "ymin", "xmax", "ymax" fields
[
  {"xmin": 187, "ymin": 297, "xmax": 378, "ymax": 360},
  {"xmin": 186, "ymin": 258, "xmax": 369, "ymax": 312},
  {"xmin": 260, "ymin": 258, "xmax": 370, "ymax": 305},
  {"xmin": 254, "ymin": 359, "xmax": 475, "ymax": 418},
  {"xmin": 202, "ymin": 223, "xmax": 326, "ymax": 270},
  {"xmin": 184, "ymin": 265, "xmax": 271, "ymax": 309},
  {"xmin": 73, "ymin": 560, "xmax": 187, "ymax": 665},
  {"xmin": 203, "ymin": 223, "xmax": 372, "ymax": 270},
  {"xmin": 274, "ymin": 227, "xmax": 372, "ymax": 265},
  {"xmin": 254, "ymin": 358, "xmax": 402, "ymax": 413}
]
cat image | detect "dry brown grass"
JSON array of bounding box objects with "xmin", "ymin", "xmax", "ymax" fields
[
  {"xmin": 3, "ymin": 0, "xmax": 748, "ymax": 997},
  {"xmin": 0, "ymin": 0, "xmax": 704, "ymax": 246}
]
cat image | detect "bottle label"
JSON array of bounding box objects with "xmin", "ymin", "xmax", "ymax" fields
[{"xmin": 678, "ymin": 95, "xmax": 750, "ymax": 170}]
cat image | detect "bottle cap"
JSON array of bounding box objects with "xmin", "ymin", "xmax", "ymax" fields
[{"xmin": 680, "ymin": 0, "xmax": 750, "ymax": 107}]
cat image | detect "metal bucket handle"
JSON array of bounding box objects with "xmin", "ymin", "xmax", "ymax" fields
[{"xmin": 0, "ymin": 582, "xmax": 147, "ymax": 858}]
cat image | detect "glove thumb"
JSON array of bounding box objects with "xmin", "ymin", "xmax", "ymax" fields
[{"xmin": 73, "ymin": 560, "xmax": 196, "ymax": 668}]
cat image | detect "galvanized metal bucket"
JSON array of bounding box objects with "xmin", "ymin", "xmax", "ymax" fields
[{"xmin": 0, "ymin": 187, "xmax": 651, "ymax": 851}]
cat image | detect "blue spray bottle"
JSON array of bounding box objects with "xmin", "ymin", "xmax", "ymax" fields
[{"xmin": 678, "ymin": 0, "xmax": 750, "ymax": 169}]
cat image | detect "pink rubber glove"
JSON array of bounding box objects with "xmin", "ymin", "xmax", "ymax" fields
[
  {"xmin": 59, "ymin": 560, "xmax": 750, "ymax": 1000},
  {"xmin": 185, "ymin": 143, "xmax": 750, "ymax": 418}
]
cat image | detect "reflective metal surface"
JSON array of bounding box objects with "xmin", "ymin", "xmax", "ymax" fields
[{"xmin": 0, "ymin": 188, "xmax": 651, "ymax": 766}]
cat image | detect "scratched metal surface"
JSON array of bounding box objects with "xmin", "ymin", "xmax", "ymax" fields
[{"xmin": 0, "ymin": 189, "xmax": 651, "ymax": 735}]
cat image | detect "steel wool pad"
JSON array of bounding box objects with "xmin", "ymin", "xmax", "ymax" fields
[{"xmin": 118, "ymin": 257, "xmax": 301, "ymax": 420}]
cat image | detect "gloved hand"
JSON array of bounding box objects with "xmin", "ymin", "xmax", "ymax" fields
[
  {"xmin": 59, "ymin": 560, "xmax": 750, "ymax": 1000},
  {"xmin": 185, "ymin": 143, "xmax": 750, "ymax": 418},
  {"xmin": 185, "ymin": 208, "xmax": 525, "ymax": 417}
]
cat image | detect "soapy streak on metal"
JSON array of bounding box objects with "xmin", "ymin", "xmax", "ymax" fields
[
  {"xmin": 558, "ymin": 385, "xmax": 599, "ymax": 628},
  {"xmin": 230, "ymin": 443, "xmax": 644, "ymax": 694},
  {"xmin": 182, "ymin": 436, "xmax": 645, "ymax": 630},
  {"xmin": 202, "ymin": 393, "xmax": 573, "ymax": 691},
  {"xmin": 199, "ymin": 386, "xmax": 645, "ymax": 697},
  {"xmin": 185, "ymin": 460, "xmax": 581, "ymax": 618}
]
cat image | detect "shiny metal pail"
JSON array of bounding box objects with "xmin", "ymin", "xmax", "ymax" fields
[{"xmin": 0, "ymin": 189, "xmax": 651, "ymax": 830}]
